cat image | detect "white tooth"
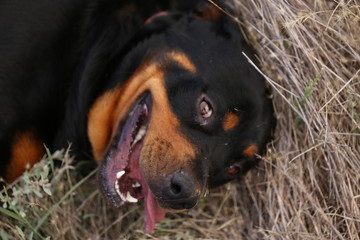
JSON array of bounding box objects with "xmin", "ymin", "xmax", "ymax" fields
[
  {"xmin": 117, "ymin": 189, "xmax": 126, "ymax": 201},
  {"xmin": 116, "ymin": 170, "xmax": 125, "ymax": 179},
  {"xmin": 114, "ymin": 181, "xmax": 127, "ymax": 202},
  {"xmin": 119, "ymin": 192, "xmax": 127, "ymax": 202},
  {"xmin": 132, "ymin": 182, "xmax": 141, "ymax": 188},
  {"xmin": 126, "ymin": 192, "xmax": 138, "ymax": 203},
  {"xmin": 132, "ymin": 125, "xmax": 147, "ymax": 146},
  {"xmin": 114, "ymin": 179, "xmax": 138, "ymax": 203}
]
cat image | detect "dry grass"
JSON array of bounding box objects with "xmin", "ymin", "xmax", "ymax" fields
[
  {"xmin": 1, "ymin": 0, "xmax": 359, "ymax": 239},
  {"xmin": 232, "ymin": 0, "xmax": 360, "ymax": 239}
]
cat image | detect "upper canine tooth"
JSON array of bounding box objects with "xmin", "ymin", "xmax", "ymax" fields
[
  {"xmin": 132, "ymin": 125, "xmax": 147, "ymax": 146},
  {"xmin": 116, "ymin": 170, "xmax": 125, "ymax": 179},
  {"xmin": 126, "ymin": 192, "xmax": 138, "ymax": 203}
]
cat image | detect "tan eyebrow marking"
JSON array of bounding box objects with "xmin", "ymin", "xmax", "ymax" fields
[
  {"xmin": 242, "ymin": 145, "xmax": 258, "ymax": 158},
  {"xmin": 223, "ymin": 112, "xmax": 240, "ymax": 131},
  {"xmin": 164, "ymin": 51, "xmax": 196, "ymax": 73}
]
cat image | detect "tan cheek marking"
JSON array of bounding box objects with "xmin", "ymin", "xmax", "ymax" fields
[
  {"xmin": 140, "ymin": 72, "xmax": 196, "ymax": 177},
  {"xmin": 5, "ymin": 131, "xmax": 44, "ymax": 182},
  {"xmin": 164, "ymin": 51, "xmax": 196, "ymax": 73},
  {"xmin": 88, "ymin": 63, "xmax": 159, "ymax": 160},
  {"xmin": 88, "ymin": 89, "xmax": 121, "ymax": 161},
  {"xmin": 88, "ymin": 52, "xmax": 196, "ymax": 164},
  {"xmin": 87, "ymin": 52, "xmax": 197, "ymax": 164},
  {"xmin": 223, "ymin": 112, "xmax": 240, "ymax": 131},
  {"xmin": 243, "ymin": 145, "xmax": 258, "ymax": 158},
  {"xmin": 88, "ymin": 59, "xmax": 159, "ymax": 160}
]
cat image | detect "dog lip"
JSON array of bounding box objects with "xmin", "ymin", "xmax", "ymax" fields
[{"xmin": 98, "ymin": 92, "xmax": 152, "ymax": 207}]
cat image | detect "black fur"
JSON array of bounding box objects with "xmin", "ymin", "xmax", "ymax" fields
[{"xmin": 0, "ymin": 0, "xmax": 274, "ymax": 199}]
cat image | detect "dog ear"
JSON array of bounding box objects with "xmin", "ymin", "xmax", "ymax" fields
[
  {"xmin": 192, "ymin": 1, "xmax": 241, "ymax": 39},
  {"xmin": 175, "ymin": 0, "xmax": 231, "ymax": 22},
  {"xmin": 193, "ymin": 1, "xmax": 223, "ymax": 22}
]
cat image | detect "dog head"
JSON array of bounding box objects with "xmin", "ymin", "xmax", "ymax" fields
[{"xmin": 82, "ymin": 3, "xmax": 274, "ymax": 232}]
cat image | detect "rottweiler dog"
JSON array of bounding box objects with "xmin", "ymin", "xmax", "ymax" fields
[{"xmin": 0, "ymin": 0, "xmax": 274, "ymax": 231}]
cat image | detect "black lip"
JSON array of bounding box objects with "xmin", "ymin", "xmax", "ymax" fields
[{"xmin": 98, "ymin": 92, "xmax": 152, "ymax": 207}]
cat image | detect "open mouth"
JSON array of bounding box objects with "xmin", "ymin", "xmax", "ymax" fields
[{"xmin": 98, "ymin": 92, "xmax": 166, "ymax": 232}]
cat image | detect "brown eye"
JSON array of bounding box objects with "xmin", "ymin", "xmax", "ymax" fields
[
  {"xmin": 226, "ymin": 163, "xmax": 240, "ymax": 176},
  {"xmin": 199, "ymin": 100, "xmax": 213, "ymax": 119}
]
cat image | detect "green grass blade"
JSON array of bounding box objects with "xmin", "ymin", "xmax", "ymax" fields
[{"xmin": 0, "ymin": 207, "xmax": 27, "ymax": 224}]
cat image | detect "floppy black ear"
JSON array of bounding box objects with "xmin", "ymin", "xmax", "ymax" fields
[
  {"xmin": 176, "ymin": 0, "xmax": 242, "ymax": 41},
  {"xmin": 176, "ymin": 0, "xmax": 233, "ymax": 22},
  {"xmin": 192, "ymin": 1, "xmax": 223, "ymax": 22}
]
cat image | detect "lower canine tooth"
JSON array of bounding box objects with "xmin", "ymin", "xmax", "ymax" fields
[
  {"xmin": 114, "ymin": 182, "xmax": 127, "ymax": 202},
  {"xmin": 126, "ymin": 192, "xmax": 138, "ymax": 203},
  {"xmin": 119, "ymin": 191, "xmax": 127, "ymax": 202},
  {"xmin": 114, "ymin": 182, "xmax": 138, "ymax": 203}
]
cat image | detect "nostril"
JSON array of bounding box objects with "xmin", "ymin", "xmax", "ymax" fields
[{"xmin": 170, "ymin": 180, "xmax": 182, "ymax": 195}]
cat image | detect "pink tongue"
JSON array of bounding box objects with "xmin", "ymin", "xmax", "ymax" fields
[
  {"xmin": 142, "ymin": 181, "xmax": 167, "ymax": 232},
  {"xmin": 128, "ymin": 143, "xmax": 166, "ymax": 231}
]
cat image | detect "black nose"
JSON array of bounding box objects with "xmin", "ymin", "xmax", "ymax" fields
[{"xmin": 161, "ymin": 169, "xmax": 198, "ymax": 210}]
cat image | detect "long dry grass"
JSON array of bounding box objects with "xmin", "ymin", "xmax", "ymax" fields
[
  {"xmin": 231, "ymin": 0, "xmax": 360, "ymax": 239},
  {"xmin": 1, "ymin": 0, "xmax": 359, "ymax": 239}
]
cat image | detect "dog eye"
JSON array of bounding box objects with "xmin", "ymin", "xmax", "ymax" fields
[
  {"xmin": 226, "ymin": 163, "xmax": 241, "ymax": 176},
  {"xmin": 199, "ymin": 100, "xmax": 213, "ymax": 119}
]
